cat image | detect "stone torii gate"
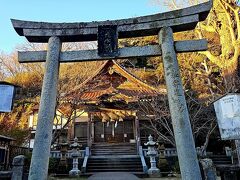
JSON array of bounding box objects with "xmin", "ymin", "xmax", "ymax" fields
[{"xmin": 12, "ymin": 1, "xmax": 212, "ymax": 179}]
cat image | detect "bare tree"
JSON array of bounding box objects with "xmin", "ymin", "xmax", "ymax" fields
[
  {"xmin": 138, "ymin": 92, "xmax": 217, "ymax": 151},
  {"xmin": 138, "ymin": 95, "xmax": 175, "ymax": 146}
]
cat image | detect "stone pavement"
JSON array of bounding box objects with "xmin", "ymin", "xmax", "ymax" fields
[{"xmin": 87, "ymin": 172, "xmax": 140, "ymax": 180}]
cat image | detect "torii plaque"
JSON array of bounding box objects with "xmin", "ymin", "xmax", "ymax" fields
[{"xmin": 11, "ymin": 1, "xmax": 212, "ymax": 179}]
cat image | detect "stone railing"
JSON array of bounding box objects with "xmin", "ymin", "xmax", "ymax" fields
[
  {"xmin": 143, "ymin": 147, "xmax": 212, "ymax": 157},
  {"xmin": 139, "ymin": 146, "xmax": 148, "ymax": 173},
  {"xmin": 50, "ymin": 149, "xmax": 85, "ymax": 158},
  {"xmin": 225, "ymin": 146, "xmax": 238, "ymax": 164},
  {"xmin": 225, "ymin": 147, "xmax": 233, "ymax": 157},
  {"xmin": 161, "ymin": 148, "xmax": 178, "ymax": 157},
  {"xmin": 82, "ymin": 147, "xmax": 90, "ymax": 173},
  {"xmin": 142, "ymin": 148, "xmax": 177, "ymax": 157}
]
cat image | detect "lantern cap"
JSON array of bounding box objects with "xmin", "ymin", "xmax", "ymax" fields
[{"xmin": 144, "ymin": 135, "xmax": 158, "ymax": 146}]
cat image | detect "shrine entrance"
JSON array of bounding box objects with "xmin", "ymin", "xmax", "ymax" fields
[
  {"xmin": 94, "ymin": 120, "xmax": 134, "ymax": 143},
  {"xmin": 11, "ymin": 1, "xmax": 213, "ymax": 179}
]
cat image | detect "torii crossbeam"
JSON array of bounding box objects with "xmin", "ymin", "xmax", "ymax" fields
[{"xmin": 11, "ymin": 1, "xmax": 212, "ymax": 179}]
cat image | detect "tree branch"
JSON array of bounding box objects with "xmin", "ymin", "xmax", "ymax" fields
[
  {"xmin": 217, "ymin": 0, "xmax": 236, "ymax": 42},
  {"xmin": 199, "ymin": 51, "xmax": 223, "ymax": 68}
]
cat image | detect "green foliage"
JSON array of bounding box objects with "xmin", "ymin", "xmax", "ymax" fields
[
  {"xmin": 48, "ymin": 158, "xmax": 60, "ymax": 173},
  {"xmin": 173, "ymin": 160, "xmax": 180, "ymax": 173},
  {"xmin": 158, "ymin": 158, "xmax": 171, "ymax": 173},
  {"xmin": 24, "ymin": 152, "xmax": 32, "ymax": 169}
]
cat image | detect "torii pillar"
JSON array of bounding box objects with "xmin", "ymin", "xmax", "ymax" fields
[
  {"xmin": 159, "ymin": 27, "xmax": 201, "ymax": 179},
  {"xmin": 29, "ymin": 37, "xmax": 62, "ymax": 179}
]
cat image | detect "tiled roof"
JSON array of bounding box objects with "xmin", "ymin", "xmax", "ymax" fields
[{"xmin": 67, "ymin": 60, "xmax": 165, "ymax": 102}]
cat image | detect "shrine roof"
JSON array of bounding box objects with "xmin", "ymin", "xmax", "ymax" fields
[{"xmin": 67, "ymin": 60, "xmax": 165, "ymax": 103}]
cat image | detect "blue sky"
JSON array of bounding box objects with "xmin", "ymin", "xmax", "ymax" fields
[{"xmin": 0, "ymin": 0, "xmax": 162, "ymax": 53}]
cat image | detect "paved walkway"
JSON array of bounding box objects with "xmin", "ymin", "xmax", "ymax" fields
[{"xmin": 87, "ymin": 172, "xmax": 140, "ymax": 180}]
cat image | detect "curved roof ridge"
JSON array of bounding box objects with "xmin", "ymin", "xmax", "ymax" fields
[
  {"xmin": 112, "ymin": 60, "xmax": 162, "ymax": 93},
  {"xmin": 68, "ymin": 60, "xmax": 166, "ymax": 98}
]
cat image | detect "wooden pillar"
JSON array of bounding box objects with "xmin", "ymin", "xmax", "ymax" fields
[
  {"xmin": 159, "ymin": 27, "xmax": 201, "ymax": 180},
  {"xmin": 91, "ymin": 119, "xmax": 95, "ymax": 143},
  {"xmin": 87, "ymin": 113, "xmax": 91, "ymax": 147},
  {"xmin": 133, "ymin": 118, "xmax": 136, "ymax": 140},
  {"xmin": 135, "ymin": 116, "xmax": 140, "ymax": 153},
  {"xmin": 29, "ymin": 36, "xmax": 61, "ymax": 180}
]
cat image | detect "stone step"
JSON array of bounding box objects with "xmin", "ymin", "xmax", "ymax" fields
[
  {"xmin": 91, "ymin": 147, "xmax": 136, "ymax": 150},
  {"xmin": 88, "ymin": 161, "xmax": 142, "ymax": 166},
  {"xmin": 89, "ymin": 157, "xmax": 141, "ymax": 160},
  {"xmin": 212, "ymin": 159, "xmax": 232, "ymax": 162},
  {"xmin": 88, "ymin": 164, "xmax": 142, "ymax": 168},
  {"xmin": 92, "ymin": 148, "xmax": 136, "ymax": 151},
  {"xmin": 92, "ymin": 143, "xmax": 135, "ymax": 146},
  {"xmin": 86, "ymin": 155, "xmax": 143, "ymax": 173},
  {"xmin": 88, "ymin": 161, "xmax": 142, "ymax": 164},
  {"xmin": 91, "ymin": 153, "xmax": 136, "ymax": 155},
  {"xmin": 83, "ymin": 172, "xmax": 147, "ymax": 177},
  {"xmin": 87, "ymin": 164, "xmax": 142, "ymax": 167},
  {"xmin": 91, "ymin": 149, "xmax": 136, "ymax": 152},
  {"xmin": 209, "ymin": 155, "xmax": 232, "ymax": 165},
  {"xmin": 92, "ymin": 151, "xmax": 136, "ymax": 153},
  {"xmin": 90, "ymin": 155, "xmax": 140, "ymax": 158},
  {"xmin": 211, "ymin": 157, "xmax": 231, "ymax": 160},
  {"xmin": 87, "ymin": 168, "xmax": 143, "ymax": 172},
  {"xmin": 91, "ymin": 148, "xmax": 136, "ymax": 151},
  {"xmin": 92, "ymin": 145, "xmax": 136, "ymax": 147},
  {"xmin": 212, "ymin": 161, "xmax": 232, "ymax": 164},
  {"xmin": 92, "ymin": 146, "xmax": 136, "ymax": 148},
  {"xmin": 211, "ymin": 158, "xmax": 231, "ymax": 161},
  {"xmin": 209, "ymin": 154, "xmax": 230, "ymax": 157},
  {"xmin": 91, "ymin": 143, "xmax": 137, "ymax": 156}
]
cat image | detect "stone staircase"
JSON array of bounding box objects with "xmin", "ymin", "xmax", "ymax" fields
[
  {"xmin": 87, "ymin": 156, "xmax": 143, "ymax": 173},
  {"xmin": 86, "ymin": 143, "xmax": 144, "ymax": 174},
  {"xmin": 91, "ymin": 143, "xmax": 137, "ymax": 156},
  {"xmin": 209, "ymin": 155, "xmax": 232, "ymax": 166}
]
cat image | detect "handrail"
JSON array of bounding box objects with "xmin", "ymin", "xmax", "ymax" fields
[
  {"xmin": 139, "ymin": 146, "xmax": 148, "ymax": 173},
  {"xmin": 81, "ymin": 147, "xmax": 90, "ymax": 173}
]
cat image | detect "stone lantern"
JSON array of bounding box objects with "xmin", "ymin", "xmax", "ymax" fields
[
  {"xmin": 144, "ymin": 135, "xmax": 161, "ymax": 178},
  {"xmin": 57, "ymin": 140, "xmax": 69, "ymax": 174},
  {"xmin": 69, "ymin": 137, "xmax": 82, "ymax": 177}
]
